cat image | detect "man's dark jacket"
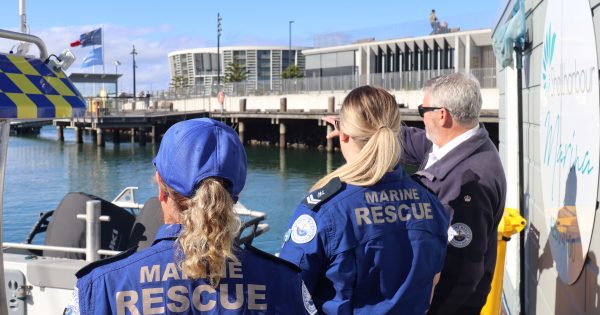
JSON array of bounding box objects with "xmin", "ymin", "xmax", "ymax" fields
[{"xmin": 401, "ymin": 124, "xmax": 507, "ymax": 315}]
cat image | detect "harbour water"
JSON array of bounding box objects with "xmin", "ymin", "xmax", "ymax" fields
[{"xmin": 2, "ymin": 126, "xmax": 344, "ymax": 254}]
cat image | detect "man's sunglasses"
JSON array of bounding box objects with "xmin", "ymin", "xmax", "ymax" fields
[{"xmin": 417, "ymin": 104, "xmax": 444, "ymax": 118}]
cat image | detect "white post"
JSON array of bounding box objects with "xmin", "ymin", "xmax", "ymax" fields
[
  {"xmin": 454, "ymin": 35, "xmax": 460, "ymax": 73},
  {"xmin": 19, "ymin": 0, "xmax": 26, "ymax": 33},
  {"xmin": 366, "ymin": 47, "xmax": 372, "ymax": 85},
  {"xmin": 77, "ymin": 200, "xmax": 110, "ymax": 262},
  {"xmin": 0, "ymin": 120, "xmax": 11, "ymax": 315},
  {"xmin": 465, "ymin": 34, "xmax": 471, "ymax": 75}
]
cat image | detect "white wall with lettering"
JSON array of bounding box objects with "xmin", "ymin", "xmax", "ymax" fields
[{"xmin": 540, "ymin": 0, "xmax": 600, "ymax": 285}]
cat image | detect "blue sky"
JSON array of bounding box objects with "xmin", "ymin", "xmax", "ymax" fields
[{"xmin": 0, "ymin": 0, "xmax": 504, "ymax": 92}]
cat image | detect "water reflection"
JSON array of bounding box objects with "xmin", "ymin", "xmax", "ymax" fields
[{"xmin": 3, "ymin": 127, "xmax": 345, "ymax": 254}]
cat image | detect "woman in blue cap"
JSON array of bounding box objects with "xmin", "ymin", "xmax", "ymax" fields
[
  {"xmin": 68, "ymin": 118, "xmax": 316, "ymax": 314},
  {"xmin": 279, "ymin": 86, "xmax": 450, "ymax": 314}
]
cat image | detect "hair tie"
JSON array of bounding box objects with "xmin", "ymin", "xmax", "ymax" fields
[{"xmin": 378, "ymin": 125, "xmax": 389, "ymax": 130}]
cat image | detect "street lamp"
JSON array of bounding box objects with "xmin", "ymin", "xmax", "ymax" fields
[
  {"xmin": 217, "ymin": 13, "xmax": 222, "ymax": 87},
  {"xmin": 131, "ymin": 45, "xmax": 137, "ymax": 101},
  {"xmin": 113, "ymin": 60, "xmax": 121, "ymax": 97},
  {"xmin": 288, "ymin": 20, "xmax": 294, "ymax": 68}
]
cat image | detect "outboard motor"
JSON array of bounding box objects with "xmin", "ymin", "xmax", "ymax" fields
[
  {"xmin": 127, "ymin": 197, "xmax": 164, "ymax": 251},
  {"xmin": 43, "ymin": 192, "xmax": 135, "ymax": 259}
]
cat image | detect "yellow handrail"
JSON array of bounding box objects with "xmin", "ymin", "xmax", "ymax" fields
[{"xmin": 481, "ymin": 208, "xmax": 526, "ymax": 315}]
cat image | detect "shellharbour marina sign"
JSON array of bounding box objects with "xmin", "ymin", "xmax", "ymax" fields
[{"xmin": 540, "ymin": 0, "xmax": 600, "ymax": 284}]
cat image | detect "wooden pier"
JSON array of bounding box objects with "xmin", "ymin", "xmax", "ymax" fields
[
  {"xmin": 53, "ymin": 110, "xmax": 208, "ymax": 146},
  {"xmin": 43, "ymin": 103, "xmax": 498, "ymax": 151},
  {"xmin": 10, "ymin": 119, "xmax": 53, "ymax": 135}
]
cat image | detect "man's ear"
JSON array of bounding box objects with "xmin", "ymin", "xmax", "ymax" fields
[{"xmin": 440, "ymin": 108, "xmax": 453, "ymax": 127}]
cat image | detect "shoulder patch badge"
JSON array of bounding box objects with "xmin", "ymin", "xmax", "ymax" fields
[
  {"xmin": 291, "ymin": 214, "xmax": 317, "ymax": 244},
  {"xmin": 448, "ymin": 223, "xmax": 473, "ymax": 248},
  {"xmin": 302, "ymin": 177, "xmax": 342, "ymax": 211},
  {"xmin": 302, "ymin": 281, "xmax": 317, "ymax": 315}
]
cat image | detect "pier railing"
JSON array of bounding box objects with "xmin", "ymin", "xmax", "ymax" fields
[
  {"xmin": 81, "ymin": 96, "xmax": 177, "ymax": 117},
  {"xmin": 153, "ymin": 67, "xmax": 496, "ymax": 100},
  {"xmin": 80, "ymin": 67, "xmax": 496, "ymax": 115}
]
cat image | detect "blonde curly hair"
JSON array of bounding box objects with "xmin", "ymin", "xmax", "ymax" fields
[{"xmin": 158, "ymin": 175, "xmax": 241, "ymax": 286}]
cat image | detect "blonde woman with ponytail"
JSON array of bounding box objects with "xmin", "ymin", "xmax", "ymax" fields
[
  {"xmin": 72, "ymin": 118, "xmax": 315, "ymax": 315},
  {"xmin": 280, "ymin": 86, "xmax": 450, "ymax": 315}
]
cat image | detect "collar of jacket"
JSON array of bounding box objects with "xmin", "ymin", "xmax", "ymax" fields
[
  {"xmin": 152, "ymin": 224, "xmax": 182, "ymax": 245},
  {"xmin": 415, "ymin": 123, "xmax": 490, "ymax": 182}
]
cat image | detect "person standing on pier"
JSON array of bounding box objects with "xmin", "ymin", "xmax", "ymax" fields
[
  {"xmin": 430, "ymin": 9, "xmax": 438, "ymax": 34},
  {"xmin": 67, "ymin": 118, "xmax": 316, "ymax": 315},
  {"xmin": 401, "ymin": 73, "xmax": 507, "ymax": 315},
  {"xmin": 280, "ymin": 86, "xmax": 449, "ymax": 314}
]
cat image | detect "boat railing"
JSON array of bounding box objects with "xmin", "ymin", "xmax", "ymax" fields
[
  {"xmin": 3, "ymin": 200, "xmax": 120, "ymax": 262},
  {"xmin": 0, "ymin": 29, "xmax": 48, "ymax": 60},
  {"xmin": 3, "ymin": 198, "xmax": 270, "ymax": 262}
]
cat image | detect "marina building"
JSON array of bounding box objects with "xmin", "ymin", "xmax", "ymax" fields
[
  {"xmin": 163, "ymin": 29, "xmax": 497, "ymax": 111},
  {"xmin": 301, "ymin": 28, "xmax": 495, "ymax": 91},
  {"xmin": 168, "ymin": 46, "xmax": 306, "ymax": 95}
]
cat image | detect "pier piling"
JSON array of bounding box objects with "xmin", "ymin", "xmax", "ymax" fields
[
  {"xmin": 151, "ymin": 125, "xmax": 157, "ymax": 145},
  {"xmin": 238, "ymin": 121, "xmax": 245, "ymax": 144},
  {"xmin": 75, "ymin": 127, "xmax": 83, "ymax": 144},
  {"xmin": 280, "ymin": 97, "xmax": 287, "ymax": 112},
  {"xmin": 279, "ymin": 122, "xmax": 286, "ymax": 149},
  {"xmin": 326, "ymin": 125, "xmax": 333, "ymax": 152},
  {"xmin": 328, "ymin": 96, "xmax": 335, "ymax": 112},
  {"xmin": 113, "ymin": 129, "xmax": 121, "ymax": 144},
  {"xmin": 239, "ymin": 99, "xmax": 246, "ymax": 112},
  {"xmin": 57, "ymin": 126, "xmax": 64, "ymax": 142},
  {"xmin": 130, "ymin": 128, "xmax": 136, "ymax": 143},
  {"xmin": 326, "ymin": 96, "xmax": 335, "ymax": 152},
  {"xmin": 139, "ymin": 128, "xmax": 146, "ymax": 146},
  {"xmin": 97, "ymin": 129, "xmax": 105, "ymax": 147}
]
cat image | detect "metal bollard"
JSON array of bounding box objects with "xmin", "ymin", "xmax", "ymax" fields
[{"xmin": 77, "ymin": 200, "xmax": 110, "ymax": 262}]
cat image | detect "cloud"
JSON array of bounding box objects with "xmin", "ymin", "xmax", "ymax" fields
[{"xmin": 0, "ymin": 24, "xmax": 208, "ymax": 94}]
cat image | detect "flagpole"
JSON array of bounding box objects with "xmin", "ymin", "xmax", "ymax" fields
[
  {"xmin": 101, "ymin": 27, "xmax": 105, "ymax": 74},
  {"xmin": 92, "ymin": 46, "xmax": 96, "ymax": 98},
  {"xmin": 101, "ymin": 27, "xmax": 105, "ymax": 109}
]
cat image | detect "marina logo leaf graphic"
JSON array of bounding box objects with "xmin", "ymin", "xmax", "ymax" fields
[{"xmin": 543, "ymin": 25, "xmax": 557, "ymax": 94}]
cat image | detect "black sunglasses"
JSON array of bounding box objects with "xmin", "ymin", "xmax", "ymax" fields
[{"xmin": 417, "ymin": 104, "xmax": 443, "ymax": 118}]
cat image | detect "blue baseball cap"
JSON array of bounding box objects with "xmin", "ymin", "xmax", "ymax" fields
[{"xmin": 153, "ymin": 118, "xmax": 247, "ymax": 201}]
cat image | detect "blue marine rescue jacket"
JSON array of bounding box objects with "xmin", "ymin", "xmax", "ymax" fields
[
  {"xmin": 69, "ymin": 224, "xmax": 316, "ymax": 315},
  {"xmin": 279, "ymin": 168, "xmax": 450, "ymax": 314}
]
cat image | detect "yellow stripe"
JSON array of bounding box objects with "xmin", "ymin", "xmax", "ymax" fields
[
  {"xmin": 5, "ymin": 93, "xmax": 37, "ymax": 118},
  {"xmin": 54, "ymin": 70, "xmax": 67, "ymax": 79},
  {"xmin": 5, "ymin": 73, "xmax": 41, "ymax": 94},
  {"xmin": 7, "ymin": 55, "xmax": 41, "ymax": 76},
  {"xmin": 46, "ymin": 95, "xmax": 73, "ymax": 117},
  {"xmin": 45, "ymin": 76, "xmax": 75, "ymax": 96}
]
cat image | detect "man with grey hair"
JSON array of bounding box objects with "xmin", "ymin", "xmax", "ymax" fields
[{"xmin": 401, "ymin": 72, "xmax": 506, "ymax": 315}]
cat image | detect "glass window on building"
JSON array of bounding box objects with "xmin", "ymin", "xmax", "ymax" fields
[
  {"xmin": 257, "ymin": 50, "xmax": 271, "ymax": 81},
  {"xmin": 282, "ymin": 50, "xmax": 295, "ymax": 70},
  {"xmin": 233, "ymin": 51, "xmax": 247, "ymax": 67}
]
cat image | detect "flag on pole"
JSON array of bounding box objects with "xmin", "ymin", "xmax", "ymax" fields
[
  {"xmin": 70, "ymin": 28, "xmax": 102, "ymax": 47},
  {"xmin": 81, "ymin": 47, "xmax": 103, "ymax": 67}
]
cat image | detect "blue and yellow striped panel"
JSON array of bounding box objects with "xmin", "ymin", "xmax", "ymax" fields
[{"xmin": 0, "ymin": 53, "xmax": 87, "ymax": 119}]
